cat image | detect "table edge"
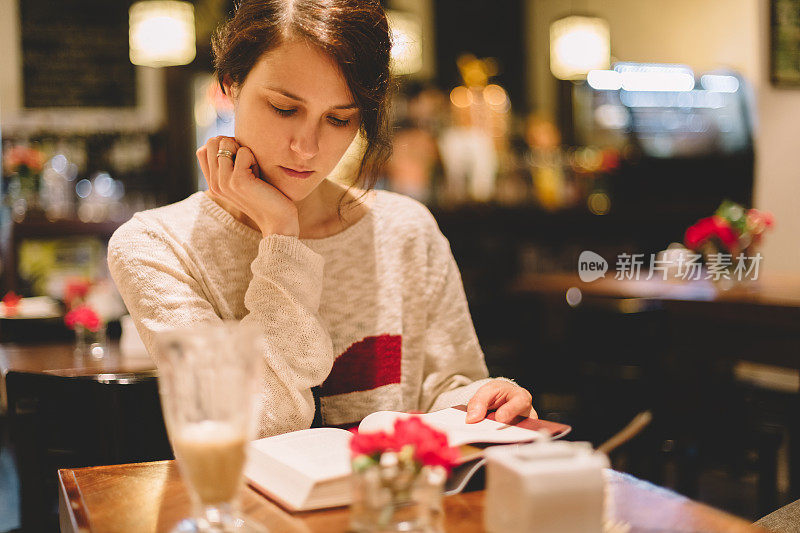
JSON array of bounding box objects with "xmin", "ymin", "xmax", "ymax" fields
[{"xmin": 58, "ymin": 468, "xmax": 93, "ymax": 532}]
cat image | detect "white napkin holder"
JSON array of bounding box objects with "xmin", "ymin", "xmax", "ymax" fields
[{"xmin": 484, "ymin": 440, "xmax": 609, "ymax": 533}]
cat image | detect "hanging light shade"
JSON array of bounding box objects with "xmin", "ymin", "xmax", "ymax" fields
[
  {"xmin": 386, "ymin": 10, "xmax": 423, "ymax": 76},
  {"xmin": 550, "ymin": 16, "xmax": 610, "ymax": 80},
  {"xmin": 129, "ymin": 1, "xmax": 196, "ymax": 67}
]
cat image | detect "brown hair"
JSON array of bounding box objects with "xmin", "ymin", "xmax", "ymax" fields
[{"xmin": 211, "ymin": 0, "xmax": 394, "ymax": 217}]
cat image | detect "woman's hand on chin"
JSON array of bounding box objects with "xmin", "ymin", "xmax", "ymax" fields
[
  {"xmin": 197, "ymin": 136, "xmax": 300, "ymax": 238},
  {"xmin": 465, "ymin": 378, "xmax": 536, "ymax": 424}
]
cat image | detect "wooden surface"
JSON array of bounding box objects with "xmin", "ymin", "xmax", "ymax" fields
[
  {"xmin": 513, "ymin": 272, "xmax": 800, "ymax": 307},
  {"xmin": 0, "ymin": 341, "xmax": 154, "ymax": 376},
  {"xmin": 0, "ymin": 341, "xmax": 154, "ymax": 411},
  {"xmin": 58, "ymin": 460, "xmax": 769, "ymax": 533},
  {"xmin": 514, "ymin": 270, "xmax": 800, "ymax": 307},
  {"xmin": 512, "ymin": 272, "xmax": 800, "ymax": 333}
]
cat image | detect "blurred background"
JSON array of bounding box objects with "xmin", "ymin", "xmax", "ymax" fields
[{"xmin": 1, "ymin": 0, "xmax": 800, "ymax": 530}]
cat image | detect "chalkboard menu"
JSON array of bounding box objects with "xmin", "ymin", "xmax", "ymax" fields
[{"xmin": 21, "ymin": 0, "xmax": 137, "ymax": 108}]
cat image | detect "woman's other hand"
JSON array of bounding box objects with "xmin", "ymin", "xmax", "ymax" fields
[
  {"xmin": 197, "ymin": 136, "xmax": 300, "ymax": 238},
  {"xmin": 465, "ymin": 379, "xmax": 536, "ymax": 424}
]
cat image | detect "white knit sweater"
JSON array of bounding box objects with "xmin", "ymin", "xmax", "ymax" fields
[{"xmin": 107, "ymin": 189, "xmax": 497, "ymax": 437}]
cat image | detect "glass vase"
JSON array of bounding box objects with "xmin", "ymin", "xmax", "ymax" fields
[
  {"xmin": 349, "ymin": 462, "xmax": 446, "ymax": 533},
  {"xmin": 74, "ymin": 324, "xmax": 107, "ymax": 359}
]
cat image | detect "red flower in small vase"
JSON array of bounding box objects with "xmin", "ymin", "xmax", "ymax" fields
[
  {"xmin": 2, "ymin": 292, "xmax": 22, "ymax": 317},
  {"xmin": 685, "ymin": 216, "xmax": 739, "ymax": 253},
  {"xmin": 685, "ymin": 217, "xmax": 712, "ymax": 249},
  {"xmin": 64, "ymin": 278, "xmax": 92, "ymax": 309},
  {"xmin": 393, "ymin": 416, "xmax": 460, "ymax": 473},
  {"xmin": 711, "ymin": 216, "xmax": 739, "ymax": 250},
  {"xmin": 64, "ymin": 305, "xmax": 102, "ymax": 332},
  {"xmin": 411, "ymin": 431, "xmax": 461, "ymax": 472},
  {"xmin": 349, "ymin": 430, "xmax": 396, "ymax": 458},
  {"xmin": 393, "ymin": 416, "xmax": 444, "ymax": 449},
  {"xmin": 349, "ymin": 416, "xmax": 461, "ymax": 474}
]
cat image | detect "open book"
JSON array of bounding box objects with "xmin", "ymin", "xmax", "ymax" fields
[{"xmin": 244, "ymin": 405, "xmax": 570, "ymax": 512}]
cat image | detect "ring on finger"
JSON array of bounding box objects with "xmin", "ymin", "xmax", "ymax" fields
[{"xmin": 217, "ymin": 149, "xmax": 235, "ymax": 160}]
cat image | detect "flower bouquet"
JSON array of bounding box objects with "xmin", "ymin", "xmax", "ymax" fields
[
  {"xmin": 64, "ymin": 277, "xmax": 93, "ymax": 309},
  {"xmin": 684, "ymin": 200, "xmax": 774, "ymax": 285},
  {"xmin": 349, "ymin": 416, "xmax": 460, "ymax": 533},
  {"xmin": 63, "ymin": 280, "xmax": 107, "ymax": 359},
  {"xmin": 65, "ymin": 304, "xmax": 106, "ymax": 358},
  {"xmin": 1, "ymin": 292, "xmax": 22, "ymax": 318}
]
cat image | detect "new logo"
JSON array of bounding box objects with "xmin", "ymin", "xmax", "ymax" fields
[{"xmin": 578, "ymin": 251, "xmax": 608, "ymax": 282}]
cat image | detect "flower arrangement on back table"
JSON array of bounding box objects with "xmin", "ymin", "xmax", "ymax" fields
[
  {"xmin": 62, "ymin": 277, "xmax": 106, "ymax": 357},
  {"xmin": 1, "ymin": 292, "xmax": 22, "ymax": 317},
  {"xmin": 684, "ymin": 200, "xmax": 774, "ymax": 282}
]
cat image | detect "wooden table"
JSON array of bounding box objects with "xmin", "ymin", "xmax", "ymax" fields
[
  {"xmin": 512, "ymin": 272, "xmax": 800, "ymax": 329},
  {"xmin": 0, "ymin": 340, "xmax": 154, "ymax": 376},
  {"xmin": 510, "ymin": 271, "xmax": 800, "ymax": 511},
  {"xmin": 58, "ymin": 460, "xmax": 768, "ymax": 532},
  {"xmin": 1, "ymin": 341, "xmax": 161, "ymax": 531},
  {"xmin": 511, "ymin": 272, "xmax": 800, "ymax": 381},
  {"xmin": 0, "ymin": 341, "xmax": 155, "ymax": 411},
  {"xmin": 513, "ymin": 272, "xmax": 800, "ymax": 305}
]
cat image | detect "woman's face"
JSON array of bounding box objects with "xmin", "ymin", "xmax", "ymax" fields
[{"xmin": 224, "ymin": 39, "xmax": 361, "ymax": 202}]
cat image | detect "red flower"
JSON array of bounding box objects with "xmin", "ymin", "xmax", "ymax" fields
[
  {"xmin": 711, "ymin": 216, "xmax": 739, "ymax": 250},
  {"xmin": 3, "ymin": 145, "xmax": 44, "ymax": 174},
  {"xmin": 747, "ymin": 209, "xmax": 775, "ymax": 232},
  {"xmin": 349, "ymin": 429, "xmax": 396, "ymax": 458},
  {"xmin": 64, "ymin": 305, "xmax": 102, "ymax": 332},
  {"xmin": 349, "ymin": 416, "xmax": 461, "ymax": 473},
  {"xmin": 2, "ymin": 292, "xmax": 21, "ymax": 317},
  {"xmin": 685, "ymin": 217, "xmax": 713, "ymax": 249},
  {"xmin": 393, "ymin": 416, "xmax": 444, "ymax": 448},
  {"xmin": 393, "ymin": 416, "xmax": 460, "ymax": 473},
  {"xmin": 64, "ymin": 278, "xmax": 92, "ymax": 309},
  {"xmin": 412, "ymin": 433, "xmax": 461, "ymax": 472},
  {"xmin": 685, "ymin": 216, "xmax": 740, "ymax": 252}
]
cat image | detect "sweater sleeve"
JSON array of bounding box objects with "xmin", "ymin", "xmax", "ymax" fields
[
  {"xmin": 106, "ymin": 218, "xmax": 334, "ymax": 437},
  {"xmin": 419, "ymin": 231, "xmax": 508, "ymax": 412}
]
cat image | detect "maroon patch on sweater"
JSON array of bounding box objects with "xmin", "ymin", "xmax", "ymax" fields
[{"xmin": 320, "ymin": 334, "xmax": 402, "ymax": 396}]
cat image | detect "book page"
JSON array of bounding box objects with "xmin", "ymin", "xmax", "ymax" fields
[
  {"xmin": 249, "ymin": 427, "xmax": 352, "ymax": 481},
  {"xmin": 359, "ymin": 407, "xmax": 543, "ymax": 447}
]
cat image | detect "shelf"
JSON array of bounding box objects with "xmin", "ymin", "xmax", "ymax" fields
[{"xmin": 11, "ymin": 218, "xmax": 123, "ymax": 239}]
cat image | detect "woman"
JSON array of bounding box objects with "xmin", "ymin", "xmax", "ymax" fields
[{"xmin": 107, "ymin": 0, "xmax": 535, "ymax": 438}]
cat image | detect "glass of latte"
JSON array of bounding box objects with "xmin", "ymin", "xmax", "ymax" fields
[{"xmin": 156, "ymin": 320, "xmax": 266, "ymax": 532}]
